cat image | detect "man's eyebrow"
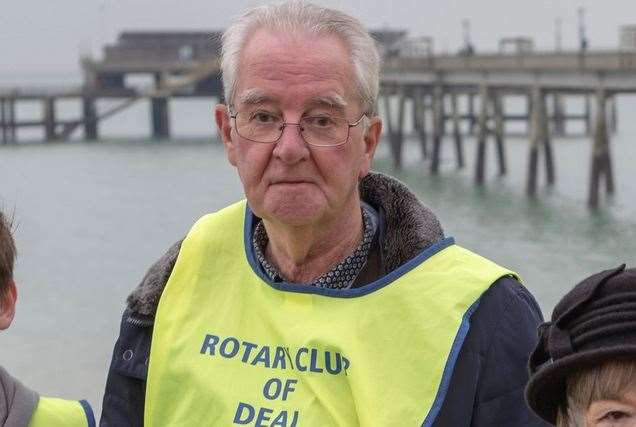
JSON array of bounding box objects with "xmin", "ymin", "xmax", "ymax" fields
[
  {"xmin": 236, "ymin": 90, "xmax": 348, "ymax": 110},
  {"xmin": 237, "ymin": 89, "xmax": 274, "ymax": 106},
  {"xmin": 307, "ymin": 94, "xmax": 348, "ymax": 110}
]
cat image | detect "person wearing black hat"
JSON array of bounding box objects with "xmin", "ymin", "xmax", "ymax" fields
[{"xmin": 526, "ymin": 264, "xmax": 636, "ymax": 426}]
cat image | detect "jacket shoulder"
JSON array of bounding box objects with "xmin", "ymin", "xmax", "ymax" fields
[
  {"xmin": 473, "ymin": 276, "xmax": 544, "ymax": 344},
  {"xmin": 433, "ymin": 277, "xmax": 549, "ymax": 426},
  {"xmin": 126, "ymin": 239, "xmax": 182, "ymax": 317}
]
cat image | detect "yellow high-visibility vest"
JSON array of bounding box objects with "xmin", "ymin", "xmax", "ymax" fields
[
  {"xmin": 146, "ymin": 200, "xmax": 518, "ymax": 426},
  {"xmin": 28, "ymin": 397, "xmax": 94, "ymax": 427}
]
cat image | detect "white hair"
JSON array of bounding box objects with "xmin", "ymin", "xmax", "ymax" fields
[{"xmin": 220, "ymin": 0, "xmax": 380, "ymax": 116}]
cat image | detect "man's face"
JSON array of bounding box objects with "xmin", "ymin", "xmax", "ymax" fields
[{"xmin": 216, "ymin": 29, "xmax": 381, "ymax": 227}]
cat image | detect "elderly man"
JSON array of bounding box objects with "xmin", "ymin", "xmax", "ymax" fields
[{"xmin": 100, "ymin": 2, "xmax": 546, "ymax": 426}]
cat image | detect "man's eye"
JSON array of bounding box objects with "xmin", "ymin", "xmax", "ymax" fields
[
  {"xmin": 305, "ymin": 116, "xmax": 336, "ymax": 127},
  {"xmin": 250, "ymin": 112, "xmax": 278, "ymax": 124}
]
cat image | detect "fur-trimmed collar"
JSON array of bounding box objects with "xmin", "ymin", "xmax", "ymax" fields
[{"xmin": 127, "ymin": 172, "xmax": 444, "ymax": 316}]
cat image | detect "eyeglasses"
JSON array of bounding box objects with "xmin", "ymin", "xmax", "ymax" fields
[{"xmin": 229, "ymin": 110, "xmax": 366, "ymax": 147}]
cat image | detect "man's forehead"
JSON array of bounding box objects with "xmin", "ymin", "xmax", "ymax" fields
[
  {"xmin": 233, "ymin": 28, "xmax": 356, "ymax": 107},
  {"xmin": 236, "ymin": 88, "xmax": 348, "ymax": 110}
]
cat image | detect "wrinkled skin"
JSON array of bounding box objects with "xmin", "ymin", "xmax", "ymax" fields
[{"xmin": 214, "ymin": 28, "xmax": 382, "ymax": 281}]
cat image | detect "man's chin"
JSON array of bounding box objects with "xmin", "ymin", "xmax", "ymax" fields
[
  {"xmin": 259, "ymin": 200, "xmax": 326, "ymax": 228},
  {"xmin": 268, "ymin": 208, "xmax": 324, "ymax": 227},
  {"xmin": 253, "ymin": 188, "xmax": 327, "ymax": 226}
]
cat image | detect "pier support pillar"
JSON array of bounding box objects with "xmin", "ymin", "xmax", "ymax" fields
[
  {"xmin": 3, "ymin": 97, "xmax": 16, "ymax": 143},
  {"xmin": 412, "ymin": 87, "xmax": 428, "ymax": 160},
  {"xmin": 543, "ymin": 113, "xmax": 556, "ymax": 186},
  {"xmin": 584, "ymin": 95, "xmax": 592, "ymax": 136},
  {"xmin": 474, "ymin": 85, "xmax": 490, "ymax": 184},
  {"xmin": 526, "ymin": 88, "xmax": 540, "ymax": 196},
  {"xmin": 552, "ymin": 94, "xmax": 566, "ymax": 136},
  {"xmin": 468, "ymin": 93, "xmax": 476, "ymax": 135},
  {"xmin": 609, "ymin": 95, "xmax": 618, "ymax": 134},
  {"xmin": 526, "ymin": 93, "xmax": 532, "ymax": 136},
  {"xmin": 450, "ymin": 92, "xmax": 464, "ymax": 169},
  {"xmin": 0, "ymin": 98, "xmax": 5, "ymax": 144},
  {"xmin": 588, "ymin": 88, "xmax": 615, "ymax": 209},
  {"xmin": 43, "ymin": 97, "xmax": 57, "ymax": 142},
  {"xmin": 494, "ymin": 94, "xmax": 506, "ymax": 176},
  {"xmin": 526, "ymin": 87, "xmax": 555, "ymax": 196},
  {"xmin": 430, "ymin": 85, "xmax": 444, "ymax": 174},
  {"xmin": 383, "ymin": 90, "xmax": 406, "ymax": 170},
  {"xmin": 10, "ymin": 98, "xmax": 16, "ymax": 142},
  {"xmin": 151, "ymin": 96, "xmax": 171, "ymax": 140},
  {"xmin": 440, "ymin": 94, "xmax": 447, "ymax": 138},
  {"xmin": 82, "ymin": 96, "xmax": 98, "ymax": 141}
]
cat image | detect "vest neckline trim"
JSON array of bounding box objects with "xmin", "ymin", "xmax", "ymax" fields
[{"xmin": 242, "ymin": 204, "xmax": 456, "ymax": 299}]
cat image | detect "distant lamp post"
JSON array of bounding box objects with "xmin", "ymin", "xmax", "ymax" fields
[
  {"xmin": 459, "ymin": 19, "xmax": 475, "ymax": 56},
  {"xmin": 555, "ymin": 17, "xmax": 563, "ymax": 52},
  {"xmin": 578, "ymin": 6, "xmax": 589, "ymax": 52}
]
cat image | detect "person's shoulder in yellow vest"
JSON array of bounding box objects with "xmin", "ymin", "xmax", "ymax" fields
[
  {"xmin": 0, "ymin": 212, "xmax": 95, "ymax": 427},
  {"xmin": 0, "ymin": 366, "xmax": 95, "ymax": 427}
]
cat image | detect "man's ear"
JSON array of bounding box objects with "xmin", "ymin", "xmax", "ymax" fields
[
  {"xmin": 215, "ymin": 104, "xmax": 237, "ymax": 166},
  {"xmin": 0, "ymin": 279, "xmax": 17, "ymax": 330},
  {"xmin": 359, "ymin": 116, "xmax": 382, "ymax": 179}
]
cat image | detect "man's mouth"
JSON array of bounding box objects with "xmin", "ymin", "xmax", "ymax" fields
[{"xmin": 270, "ymin": 179, "xmax": 313, "ymax": 185}]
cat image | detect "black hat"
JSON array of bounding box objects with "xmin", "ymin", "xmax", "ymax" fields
[{"xmin": 525, "ymin": 264, "xmax": 636, "ymax": 424}]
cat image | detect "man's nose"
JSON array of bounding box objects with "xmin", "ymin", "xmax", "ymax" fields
[{"xmin": 272, "ymin": 123, "xmax": 310, "ymax": 164}]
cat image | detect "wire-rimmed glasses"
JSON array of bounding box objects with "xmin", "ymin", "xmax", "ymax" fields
[{"xmin": 229, "ymin": 110, "xmax": 366, "ymax": 147}]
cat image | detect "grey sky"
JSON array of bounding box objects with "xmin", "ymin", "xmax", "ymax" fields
[{"xmin": 1, "ymin": 0, "xmax": 634, "ymax": 77}]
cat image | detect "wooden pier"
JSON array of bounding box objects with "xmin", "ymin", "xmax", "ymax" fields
[
  {"xmin": 0, "ymin": 32, "xmax": 224, "ymax": 144},
  {"xmin": 379, "ymin": 49, "xmax": 636, "ymax": 208},
  {"xmin": 2, "ymin": 31, "xmax": 635, "ymax": 208}
]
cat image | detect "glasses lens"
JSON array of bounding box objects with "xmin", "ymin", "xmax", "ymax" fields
[
  {"xmin": 235, "ymin": 111, "xmax": 282, "ymax": 143},
  {"xmin": 300, "ymin": 116, "xmax": 348, "ymax": 146}
]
